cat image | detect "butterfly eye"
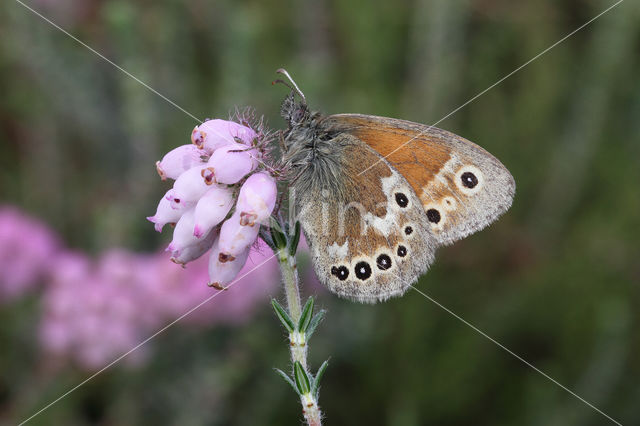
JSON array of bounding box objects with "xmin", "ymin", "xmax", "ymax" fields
[
  {"xmin": 376, "ymin": 254, "xmax": 392, "ymax": 271},
  {"xmin": 426, "ymin": 208, "xmax": 441, "ymax": 224},
  {"xmin": 404, "ymin": 226, "xmax": 413, "ymax": 235},
  {"xmin": 354, "ymin": 261, "xmax": 372, "ymax": 280},
  {"xmin": 331, "ymin": 265, "xmax": 349, "ymax": 281},
  {"xmin": 397, "ymin": 245, "xmax": 407, "ymax": 257},
  {"xmin": 395, "ymin": 192, "xmax": 409, "ymax": 208},
  {"xmin": 460, "ymin": 172, "xmax": 478, "ymax": 189}
]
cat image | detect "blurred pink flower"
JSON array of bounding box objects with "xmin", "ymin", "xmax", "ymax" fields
[
  {"xmin": 40, "ymin": 251, "xmax": 146, "ymax": 370},
  {"xmin": 0, "ymin": 206, "xmax": 60, "ymax": 302},
  {"xmin": 39, "ymin": 242, "xmax": 279, "ymax": 371}
]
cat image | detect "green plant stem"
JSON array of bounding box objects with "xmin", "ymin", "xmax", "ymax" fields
[
  {"xmin": 279, "ymin": 250, "xmax": 302, "ymax": 325},
  {"xmin": 277, "ymin": 248, "xmax": 322, "ymax": 426}
]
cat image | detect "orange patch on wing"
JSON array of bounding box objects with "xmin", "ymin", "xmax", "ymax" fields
[{"xmin": 323, "ymin": 115, "xmax": 452, "ymax": 200}]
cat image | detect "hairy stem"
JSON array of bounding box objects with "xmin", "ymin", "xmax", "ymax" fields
[{"xmin": 277, "ymin": 249, "xmax": 322, "ymax": 426}]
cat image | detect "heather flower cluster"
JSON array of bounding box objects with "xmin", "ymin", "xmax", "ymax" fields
[{"xmin": 148, "ymin": 117, "xmax": 278, "ymax": 289}]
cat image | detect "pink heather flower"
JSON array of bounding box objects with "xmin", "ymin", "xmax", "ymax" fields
[
  {"xmin": 191, "ymin": 119, "xmax": 258, "ymax": 153},
  {"xmin": 171, "ymin": 227, "xmax": 217, "ymax": 266},
  {"xmin": 235, "ymin": 172, "xmax": 277, "ymax": 226},
  {"xmin": 207, "ymin": 238, "xmax": 251, "ymax": 288},
  {"xmin": 167, "ymin": 208, "xmax": 212, "ymax": 258},
  {"xmin": 165, "ymin": 190, "xmax": 195, "ymax": 211},
  {"xmin": 147, "ymin": 189, "xmax": 185, "ymax": 232},
  {"xmin": 156, "ymin": 144, "xmax": 208, "ymax": 181},
  {"xmin": 207, "ymin": 144, "xmax": 259, "ymax": 184},
  {"xmin": 218, "ymin": 211, "xmax": 260, "ymax": 258},
  {"xmin": 172, "ymin": 165, "xmax": 217, "ymax": 203},
  {"xmin": 193, "ymin": 186, "xmax": 234, "ymax": 238},
  {"xmin": 0, "ymin": 206, "xmax": 60, "ymax": 301}
]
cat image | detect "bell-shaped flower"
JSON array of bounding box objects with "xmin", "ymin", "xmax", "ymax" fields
[
  {"xmin": 147, "ymin": 189, "xmax": 186, "ymax": 232},
  {"xmin": 156, "ymin": 144, "xmax": 208, "ymax": 181},
  {"xmin": 193, "ymin": 186, "xmax": 234, "ymax": 238},
  {"xmin": 191, "ymin": 119, "xmax": 257, "ymax": 153},
  {"xmin": 165, "ymin": 192, "xmax": 195, "ymax": 211},
  {"xmin": 208, "ymin": 238, "xmax": 250, "ymax": 289},
  {"xmin": 171, "ymin": 227, "xmax": 217, "ymax": 266},
  {"xmin": 235, "ymin": 172, "xmax": 277, "ymax": 226},
  {"xmin": 218, "ymin": 211, "xmax": 260, "ymax": 258},
  {"xmin": 167, "ymin": 208, "xmax": 210, "ymax": 257},
  {"xmin": 172, "ymin": 165, "xmax": 217, "ymax": 203},
  {"xmin": 207, "ymin": 144, "xmax": 258, "ymax": 184}
]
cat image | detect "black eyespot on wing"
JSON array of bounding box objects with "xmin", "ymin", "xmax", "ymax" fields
[
  {"xmin": 461, "ymin": 172, "xmax": 478, "ymax": 189},
  {"xmin": 376, "ymin": 254, "xmax": 392, "ymax": 270},
  {"xmin": 331, "ymin": 265, "xmax": 349, "ymax": 281},
  {"xmin": 404, "ymin": 226, "xmax": 413, "ymax": 235},
  {"xmin": 395, "ymin": 193, "xmax": 409, "ymax": 208},
  {"xmin": 354, "ymin": 261, "xmax": 372, "ymax": 280},
  {"xmin": 397, "ymin": 245, "xmax": 407, "ymax": 257},
  {"xmin": 426, "ymin": 209, "xmax": 441, "ymax": 224}
]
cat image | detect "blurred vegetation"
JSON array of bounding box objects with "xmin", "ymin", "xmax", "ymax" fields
[{"xmin": 1, "ymin": 0, "xmax": 640, "ymax": 425}]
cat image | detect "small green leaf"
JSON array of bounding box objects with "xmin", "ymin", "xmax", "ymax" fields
[
  {"xmin": 258, "ymin": 229, "xmax": 276, "ymax": 252},
  {"xmin": 293, "ymin": 361, "xmax": 311, "ymax": 395},
  {"xmin": 312, "ymin": 359, "xmax": 329, "ymax": 399},
  {"xmin": 269, "ymin": 217, "xmax": 287, "ymax": 250},
  {"xmin": 298, "ymin": 297, "xmax": 314, "ymax": 332},
  {"xmin": 271, "ymin": 299, "xmax": 295, "ymax": 333},
  {"xmin": 289, "ymin": 221, "xmax": 301, "ymax": 256},
  {"xmin": 306, "ymin": 309, "xmax": 326, "ymax": 339},
  {"xmin": 274, "ymin": 368, "xmax": 299, "ymax": 395}
]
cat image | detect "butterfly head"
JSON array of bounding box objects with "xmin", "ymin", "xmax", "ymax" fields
[
  {"xmin": 280, "ymin": 91, "xmax": 310, "ymax": 128},
  {"xmin": 274, "ymin": 68, "xmax": 312, "ymax": 129}
]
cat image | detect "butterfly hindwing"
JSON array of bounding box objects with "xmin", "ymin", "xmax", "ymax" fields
[
  {"xmin": 295, "ymin": 132, "xmax": 436, "ymax": 303},
  {"xmin": 322, "ymin": 114, "xmax": 516, "ymax": 246}
]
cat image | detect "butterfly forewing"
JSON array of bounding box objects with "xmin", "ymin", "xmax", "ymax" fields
[
  {"xmin": 295, "ymin": 133, "xmax": 436, "ymax": 303},
  {"xmin": 322, "ymin": 114, "xmax": 516, "ymax": 246}
]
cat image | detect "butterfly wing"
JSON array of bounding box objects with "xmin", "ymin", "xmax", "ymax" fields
[
  {"xmin": 321, "ymin": 114, "xmax": 515, "ymax": 246},
  {"xmin": 293, "ymin": 132, "xmax": 437, "ymax": 303}
]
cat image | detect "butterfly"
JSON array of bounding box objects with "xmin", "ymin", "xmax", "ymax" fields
[{"xmin": 276, "ymin": 70, "xmax": 515, "ymax": 303}]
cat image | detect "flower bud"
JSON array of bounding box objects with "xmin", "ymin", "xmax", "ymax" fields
[
  {"xmin": 147, "ymin": 189, "xmax": 185, "ymax": 232},
  {"xmin": 171, "ymin": 226, "xmax": 217, "ymax": 266},
  {"xmin": 172, "ymin": 165, "xmax": 217, "ymax": 203},
  {"xmin": 191, "ymin": 119, "xmax": 257, "ymax": 153},
  {"xmin": 193, "ymin": 186, "xmax": 234, "ymax": 238},
  {"xmin": 235, "ymin": 172, "xmax": 277, "ymax": 226},
  {"xmin": 218, "ymin": 211, "xmax": 260, "ymax": 257},
  {"xmin": 156, "ymin": 144, "xmax": 208, "ymax": 181},
  {"xmin": 208, "ymin": 238, "xmax": 250, "ymax": 288},
  {"xmin": 207, "ymin": 144, "xmax": 258, "ymax": 184}
]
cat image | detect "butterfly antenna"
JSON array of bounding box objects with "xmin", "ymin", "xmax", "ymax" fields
[{"xmin": 275, "ymin": 68, "xmax": 306, "ymax": 103}]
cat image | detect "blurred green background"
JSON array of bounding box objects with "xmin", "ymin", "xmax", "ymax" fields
[{"xmin": 1, "ymin": 0, "xmax": 640, "ymax": 424}]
